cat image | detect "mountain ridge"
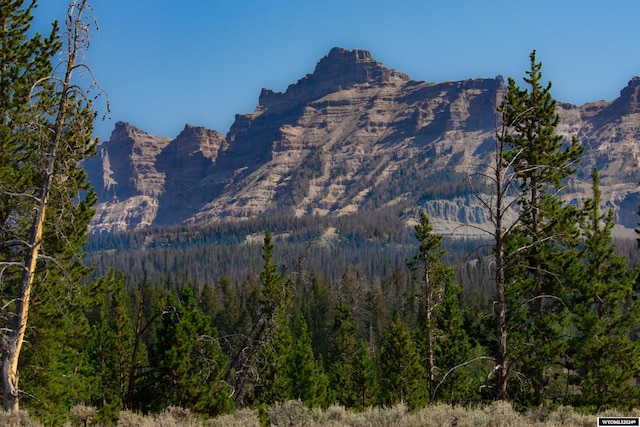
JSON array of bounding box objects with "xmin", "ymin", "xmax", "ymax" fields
[{"xmin": 84, "ymin": 47, "xmax": 640, "ymax": 236}]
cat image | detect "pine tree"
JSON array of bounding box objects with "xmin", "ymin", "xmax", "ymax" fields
[
  {"xmin": 380, "ymin": 268, "xmax": 410, "ymax": 322},
  {"xmin": 0, "ymin": 0, "xmax": 102, "ymax": 413},
  {"xmin": 18, "ymin": 272, "xmax": 103, "ymax": 424},
  {"xmin": 251, "ymin": 311, "xmax": 293, "ymax": 407},
  {"xmin": 363, "ymin": 286, "xmax": 391, "ymax": 346},
  {"xmin": 497, "ymin": 50, "xmax": 583, "ymax": 405},
  {"xmin": 377, "ymin": 316, "xmax": 427, "ymax": 409},
  {"xmin": 147, "ymin": 287, "xmax": 233, "ymax": 416},
  {"xmin": 350, "ymin": 340, "xmax": 379, "ymax": 410},
  {"xmin": 327, "ymin": 300, "xmax": 360, "ymax": 407},
  {"xmin": 406, "ymin": 211, "xmax": 454, "ymax": 398},
  {"xmin": 433, "ymin": 279, "xmax": 477, "ymax": 403},
  {"xmin": 86, "ymin": 271, "xmax": 136, "ymax": 422},
  {"xmin": 0, "ymin": 1, "xmax": 59, "ymax": 132},
  {"xmin": 198, "ymin": 282, "xmax": 220, "ymax": 320},
  {"xmin": 289, "ymin": 316, "xmax": 328, "ymax": 408},
  {"xmin": 126, "ymin": 275, "xmax": 158, "ymax": 405},
  {"xmin": 302, "ymin": 273, "xmax": 336, "ymax": 360},
  {"xmin": 568, "ymin": 169, "xmax": 640, "ymax": 410},
  {"xmin": 213, "ymin": 275, "xmax": 250, "ymax": 356},
  {"xmin": 226, "ymin": 230, "xmax": 292, "ymax": 405}
]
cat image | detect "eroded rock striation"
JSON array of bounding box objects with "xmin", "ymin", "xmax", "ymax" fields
[{"xmin": 84, "ymin": 48, "xmax": 640, "ymax": 235}]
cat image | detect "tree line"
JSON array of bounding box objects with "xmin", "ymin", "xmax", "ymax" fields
[{"xmin": 2, "ymin": 1, "xmax": 640, "ymax": 425}]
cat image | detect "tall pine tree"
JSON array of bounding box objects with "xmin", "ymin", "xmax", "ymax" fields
[
  {"xmin": 0, "ymin": 0, "xmax": 102, "ymax": 413},
  {"xmin": 498, "ymin": 50, "xmax": 583, "ymax": 406},
  {"xmin": 226, "ymin": 231, "xmax": 292, "ymax": 405},
  {"xmin": 568, "ymin": 168, "xmax": 640, "ymax": 410},
  {"xmin": 406, "ymin": 211, "xmax": 457, "ymax": 399}
]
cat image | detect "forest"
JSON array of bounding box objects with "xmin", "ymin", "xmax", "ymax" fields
[{"xmin": 1, "ymin": 1, "xmax": 640, "ymax": 426}]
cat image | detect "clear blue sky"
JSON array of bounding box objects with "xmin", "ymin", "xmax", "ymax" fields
[{"xmin": 32, "ymin": 1, "xmax": 640, "ymax": 141}]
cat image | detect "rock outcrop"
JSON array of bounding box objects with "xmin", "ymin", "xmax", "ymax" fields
[
  {"xmin": 86, "ymin": 122, "xmax": 171, "ymax": 233},
  {"xmin": 155, "ymin": 124, "xmax": 226, "ymax": 225},
  {"xmin": 84, "ymin": 48, "xmax": 640, "ymax": 235}
]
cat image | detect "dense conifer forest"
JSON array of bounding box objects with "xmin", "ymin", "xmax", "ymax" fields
[
  {"xmin": 85, "ymin": 208, "xmax": 494, "ymax": 290},
  {"xmin": 73, "ymin": 211, "xmax": 640, "ymax": 425}
]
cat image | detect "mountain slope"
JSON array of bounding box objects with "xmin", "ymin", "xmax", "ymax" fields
[{"xmin": 84, "ymin": 47, "xmax": 640, "ymax": 235}]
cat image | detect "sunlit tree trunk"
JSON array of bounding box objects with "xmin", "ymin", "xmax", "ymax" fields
[{"xmin": 1, "ymin": 0, "xmax": 98, "ymax": 412}]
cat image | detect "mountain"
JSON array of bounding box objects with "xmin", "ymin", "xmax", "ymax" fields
[{"xmin": 84, "ymin": 47, "xmax": 640, "ymax": 236}]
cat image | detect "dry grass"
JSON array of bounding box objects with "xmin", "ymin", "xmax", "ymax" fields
[
  {"xmin": 116, "ymin": 406, "xmax": 203, "ymax": 427},
  {"xmin": 9, "ymin": 401, "xmax": 640, "ymax": 426},
  {"xmin": 0, "ymin": 409, "xmax": 42, "ymax": 427}
]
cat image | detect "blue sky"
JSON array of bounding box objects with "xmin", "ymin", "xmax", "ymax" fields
[{"xmin": 32, "ymin": 1, "xmax": 640, "ymax": 141}]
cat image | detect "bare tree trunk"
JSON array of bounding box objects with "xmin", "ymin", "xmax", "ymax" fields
[
  {"xmin": 1, "ymin": 0, "xmax": 87, "ymax": 412},
  {"xmin": 493, "ymin": 134, "xmax": 509, "ymax": 400},
  {"xmin": 469, "ymin": 117, "xmax": 515, "ymax": 400},
  {"xmin": 226, "ymin": 305, "xmax": 278, "ymax": 405},
  {"xmin": 529, "ymin": 184, "xmax": 546, "ymax": 404},
  {"xmin": 127, "ymin": 290, "xmax": 146, "ymax": 403},
  {"xmin": 2, "ymin": 174, "xmax": 49, "ymax": 411},
  {"xmin": 424, "ymin": 268, "xmax": 435, "ymax": 398},
  {"xmin": 423, "ymin": 267, "xmax": 435, "ymax": 398},
  {"xmin": 494, "ymin": 222, "xmax": 508, "ymax": 400}
]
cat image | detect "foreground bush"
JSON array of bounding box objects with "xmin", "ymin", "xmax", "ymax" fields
[{"xmin": 8, "ymin": 401, "xmax": 640, "ymax": 426}]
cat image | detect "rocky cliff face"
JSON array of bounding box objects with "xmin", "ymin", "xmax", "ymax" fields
[
  {"xmin": 86, "ymin": 122, "xmax": 171, "ymax": 233},
  {"xmin": 84, "ymin": 48, "xmax": 640, "ymax": 235},
  {"xmin": 155, "ymin": 124, "xmax": 226, "ymax": 225}
]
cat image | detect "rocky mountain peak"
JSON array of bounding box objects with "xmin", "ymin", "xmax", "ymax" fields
[
  {"xmin": 178, "ymin": 123, "xmax": 211, "ymax": 136},
  {"xmin": 585, "ymin": 76, "xmax": 640, "ymax": 129},
  {"xmin": 108, "ymin": 120, "xmax": 150, "ymax": 141},
  {"xmin": 258, "ymin": 47, "xmax": 410, "ymax": 109},
  {"xmin": 313, "ymin": 46, "xmax": 410, "ymax": 85},
  {"xmin": 326, "ymin": 46, "xmax": 373, "ymax": 61},
  {"xmin": 617, "ymin": 76, "xmax": 640, "ymax": 114},
  {"xmin": 171, "ymin": 124, "xmax": 226, "ymax": 160}
]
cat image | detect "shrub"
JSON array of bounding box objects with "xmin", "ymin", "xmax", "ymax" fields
[
  {"xmin": 0, "ymin": 410, "xmax": 42, "ymax": 427},
  {"xmin": 204, "ymin": 407, "xmax": 260, "ymax": 427},
  {"xmin": 70, "ymin": 404, "xmax": 98, "ymax": 427},
  {"xmin": 75, "ymin": 402, "xmax": 640, "ymax": 426},
  {"xmin": 361, "ymin": 403, "xmax": 407, "ymax": 427},
  {"xmin": 116, "ymin": 410, "xmax": 152, "ymax": 427},
  {"xmin": 116, "ymin": 407, "xmax": 202, "ymax": 427},
  {"xmin": 153, "ymin": 407, "xmax": 203, "ymax": 427},
  {"xmin": 268, "ymin": 400, "xmax": 312, "ymax": 427},
  {"xmin": 311, "ymin": 404, "xmax": 349, "ymax": 426}
]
